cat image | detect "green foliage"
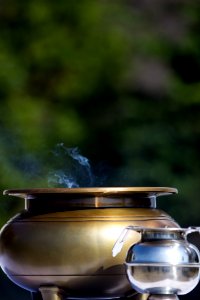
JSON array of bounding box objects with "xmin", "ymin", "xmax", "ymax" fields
[
  {"xmin": 1, "ymin": 1, "xmax": 200, "ymax": 299},
  {"xmin": 0, "ymin": 0, "xmax": 200, "ymax": 228}
]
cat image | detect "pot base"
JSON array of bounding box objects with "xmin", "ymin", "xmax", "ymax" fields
[
  {"xmin": 33, "ymin": 286, "xmax": 149, "ymax": 300},
  {"xmin": 148, "ymin": 295, "xmax": 178, "ymax": 300}
]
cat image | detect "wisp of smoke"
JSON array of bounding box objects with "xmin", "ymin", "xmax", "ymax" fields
[{"xmin": 48, "ymin": 143, "xmax": 95, "ymax": 188}]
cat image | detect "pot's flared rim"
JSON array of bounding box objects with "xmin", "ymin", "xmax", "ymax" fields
[{"xmin": 3, "ymin": 187, "xmax": 178, "ymax": 198}]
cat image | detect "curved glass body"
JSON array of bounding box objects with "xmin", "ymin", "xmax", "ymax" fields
[{"xmin": 126, "ymin": 228, "xmax": 200, "ymax": 295}]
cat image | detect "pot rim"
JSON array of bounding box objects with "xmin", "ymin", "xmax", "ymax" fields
[{"xmin": 3, "ymin": 187, "xmax": 178, "ymax": 198}]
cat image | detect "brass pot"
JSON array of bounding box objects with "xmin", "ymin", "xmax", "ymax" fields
[{"xmin": 0, "ymin": 187, "xmax": 179, "ymax": 299}]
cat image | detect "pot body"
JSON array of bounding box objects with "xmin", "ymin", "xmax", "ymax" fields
[{"xmin": 0, "ymin": 188, "xmax": 178, "ymax": 299}]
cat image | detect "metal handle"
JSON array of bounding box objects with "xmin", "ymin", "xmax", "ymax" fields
[
  {"xmin": 184, "ymin": 226, "xmax": 200, "ymax": 237},
  {"xmin": 112, "ymin": 226, "xmax": 200, "ymax": 257}
]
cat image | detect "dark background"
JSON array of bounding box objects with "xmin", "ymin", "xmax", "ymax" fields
[{"xmin": 0, "ymin": 0, "xmax": 200, "ymax": 299}]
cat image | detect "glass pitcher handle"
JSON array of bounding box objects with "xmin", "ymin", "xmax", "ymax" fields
[
  {"xmin": 112, "ymin": 226, "xmax": 200, "ymax": 257},
  {"xmin": 184, "ymin": 226, "xmax": 200, "ymax": 237}
]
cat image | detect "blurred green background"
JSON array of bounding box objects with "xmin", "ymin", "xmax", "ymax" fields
[{"xmin": 0, "ymin": 0, "xmax": 200, "ymax": 299}]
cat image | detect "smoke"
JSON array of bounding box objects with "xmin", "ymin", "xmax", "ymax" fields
[
  {"xmin": 48, "ymin": 143, "xmax": 97, "ymax": 188},
  {"xmin": 0, "ymin": 128, "xmax": 110, "ymax": 188},
  {"xmin": 48, "ymin": 171, "xmax": 79, "ymax": 188}
]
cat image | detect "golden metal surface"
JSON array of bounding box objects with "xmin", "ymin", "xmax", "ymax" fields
[
  {"xmin": 0, "ymin": 187, "xmax": 179, "ymax": 299},
  {"xmin": 39, "ymin": 287, "xmax": 66, "ymax": 300},
  {"xmin": 4, "ymin": 187, "xmax": 178, "ymax": 197}
]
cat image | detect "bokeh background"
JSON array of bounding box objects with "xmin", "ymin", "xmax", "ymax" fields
[{"xmin": 0, "ymin": 0, "xmax": 200, "ymax": 299}]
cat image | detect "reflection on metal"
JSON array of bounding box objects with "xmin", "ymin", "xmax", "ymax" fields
[
  {"xmin": 113, "ymin": 226, "xmax": 200, "ymax": 300},
  {"xmin": 0, "ymin": 187, "xmax": 179, "ymax": 300},
  {"xmin": 39, "ymin": 287, "xmax": 66, "ymax": 300}
]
